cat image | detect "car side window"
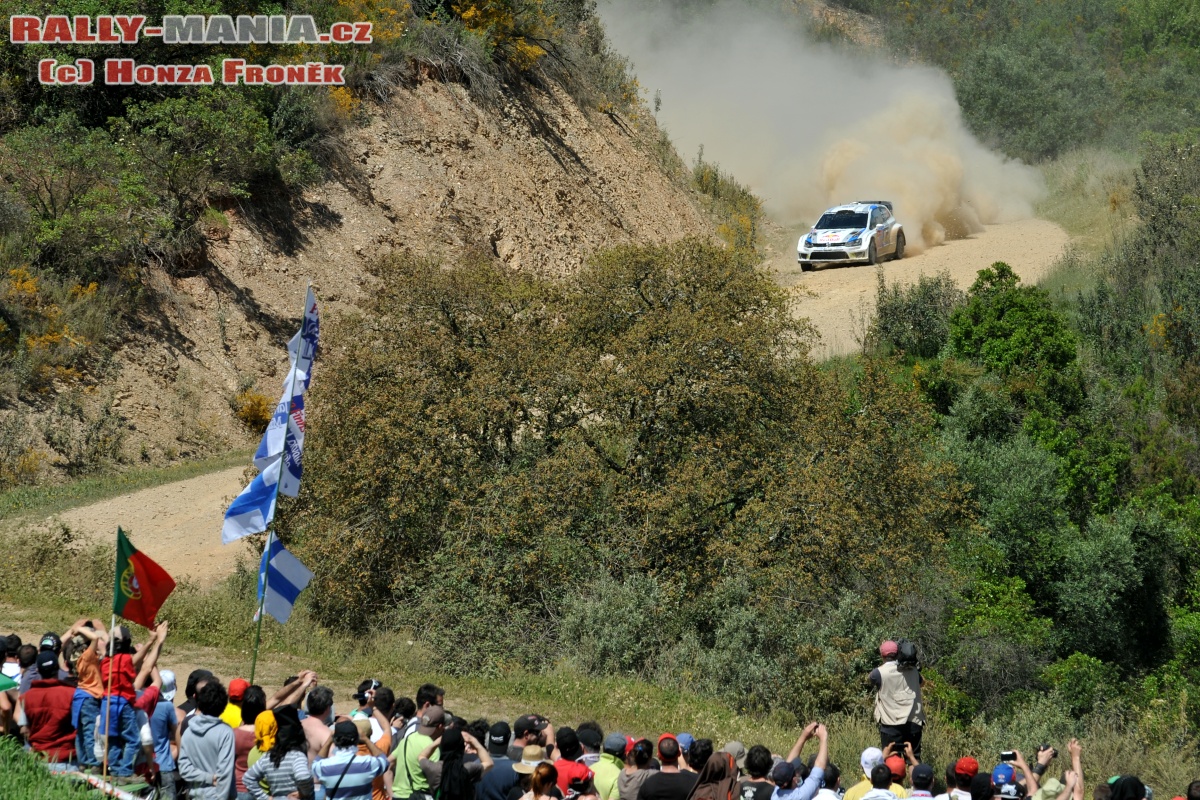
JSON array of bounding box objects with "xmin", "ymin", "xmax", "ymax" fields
[{"xmin": 868, "ymin": 210, "xmax": 878, "ymax": 228}]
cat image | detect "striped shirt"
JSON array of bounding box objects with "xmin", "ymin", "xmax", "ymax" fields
[
  {"xmin": 313, "ymin": 749, "xmax": 390, "ymax": 800},
  {"xmin": 243, "ymin": 750, "xmax": 312, "ymax": 800}
]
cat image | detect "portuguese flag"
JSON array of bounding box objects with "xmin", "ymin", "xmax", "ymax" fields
[{"xmin": 113, "ymin": 527, "xmax": 176, "ymax": 629}]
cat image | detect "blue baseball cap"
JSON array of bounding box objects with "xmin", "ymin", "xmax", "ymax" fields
[
  {"xmin": 993, "ymin": 765, "xmax": 1016, "ymax": 785},
  {"xmin": 677, "ymin": 733, "xmax": 695, "ymax": 752}
]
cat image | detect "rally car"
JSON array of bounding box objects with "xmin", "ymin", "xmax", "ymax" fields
[{"xmin": 797, "ymin": 201, "xmax": 905, "ymax": 269}]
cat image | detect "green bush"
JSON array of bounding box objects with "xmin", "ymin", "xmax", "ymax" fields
[
  {"xmin": 0, "ymin": 737, "xmax": 94, "ymax": 799},
  {"xmin": 869, "ymin": 269, "xmax": 965, "ymax": 358}
]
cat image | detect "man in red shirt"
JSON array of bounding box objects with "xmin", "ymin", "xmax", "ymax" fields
[{"xmin": 24, "ymin": 650, "xmax": 78, "ymax": 766}]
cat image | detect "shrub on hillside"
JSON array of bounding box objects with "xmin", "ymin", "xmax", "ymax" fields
[{"xmin": 868, "ymin": 269, "xmax": 964, "ymax": 358}]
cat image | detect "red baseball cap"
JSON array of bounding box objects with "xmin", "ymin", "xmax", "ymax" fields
[
  {"xmin": 886, "ymin": 756, "xmax": 906, "ymax": 779},
  {"xmin": 955, "ymin": 757, "xmax": 979, "ymax": 778},
  {"xmin": 880, "ymin": 640, "xmax": 899, "ymax": 657},
  {"xmin": 228, "ymin": 678, "xmax": 250, "ymax": 702}
]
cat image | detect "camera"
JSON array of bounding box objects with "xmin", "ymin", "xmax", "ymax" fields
[
  {"xmin": 1000, "ymin": 752, "xmax": 1015, "ymax": 762},
  {"xmin": 1039, "ymin": 745, "xmax": 1058, "ymax": 760}
]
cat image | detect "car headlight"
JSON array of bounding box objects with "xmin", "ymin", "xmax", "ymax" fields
[{"xmin": 804, "ymin": 235, "xmax": 814, "ymax": 246}]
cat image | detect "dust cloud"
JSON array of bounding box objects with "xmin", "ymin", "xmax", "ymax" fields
[{"xmin": 597, "ymin": 0, "xmax": 1046, "ymax": 252}]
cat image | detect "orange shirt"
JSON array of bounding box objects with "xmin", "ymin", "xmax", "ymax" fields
[
  {"xmin": 76, "ymin": 646, "xmax": 104, "ymax": 699},
  {"xmin": 358, "ymin": 729, "xmax": 392, "ymax": 800}
]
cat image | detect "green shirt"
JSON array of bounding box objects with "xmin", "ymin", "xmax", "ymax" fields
[{"xmin": 392, "ymin": 733, "xmax": 439, "ymax": 798}]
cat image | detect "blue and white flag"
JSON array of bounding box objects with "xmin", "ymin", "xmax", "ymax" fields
[
  {"xmin": 223, "ymin": 287, "xmax": 319, "ymax": 544},
  {"xmin": 254, "ymin": 533, "xmax": 314, "ymax": 624}
]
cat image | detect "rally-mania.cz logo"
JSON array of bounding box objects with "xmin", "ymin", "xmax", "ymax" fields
[{"xmin": 11, "ymin": 15, "xmax": 372, "ymax": 86}]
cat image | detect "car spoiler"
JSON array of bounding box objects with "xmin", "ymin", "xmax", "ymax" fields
[{"xmin": 856, "ymin": 200, "xmax": 894, "ymax": 211}]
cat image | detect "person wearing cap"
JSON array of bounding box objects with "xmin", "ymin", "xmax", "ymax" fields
[
  {"xmin": 722, "ymin": 743, "xmax": 748, "ymax": 774},
  {"xmin": 771, "ymin": 723, "xmax": 829, "ymax": 800},
  {"xmin": 619, "ymin": 739, "xmax": 655, "ymax": 800},
  {"xmin": 578, "ymin": 723, "xmax": 604, "ymax": 768},
  {"xmin": 555, "ymin": 727, "xmax": 596, "ymax": 796},
  {"xmin": 510, "ymin": 714, "xmax": 556, "ymax": 761},
  {"xmin": 948, "ymin": 758, "xmax": 979, "ymax": 800},
  {"xmin": 869, "ymin": 642, "xmax": 924, "ymax": 761},
  {"xmin": 844, "ymin": 748, "xmax": 908, "ymax": 800},
  {"xmin": 479, "ymin": 721, "xmax": 523, "ymax": 800},
  {"xmin": 151, "ymin": 668, "xmax": 181, "ymax": 799},
  {"xmin": 909, "ymin": 766, "xmax": 934, "ymax": 799},
  {"xmin": 638, "ymin": 734, "xmax": 698, "ymax": 800},
  {"xmin": 739, "ymin": 745, "xmax": 775, "ymax": 800},
  {"xmin": 674, "ymin": 735, "xmax": 695, "ymax": 774},
  {"xmin": 315, "ymin": 719, "xmax": 390, "ymax": 800},
  {"xmin": 102, "ymin": 620, "xmax": 168, "ymax": 778},
  {"xmin": 221, "ymin": 678, "xmax": 251, "ymax": 727},
  {"xmin": 391, "ymin": 704, "xmax": 446, "ymax": 800},
  {"xmin": 22, "ymin": 648, "xmax": 78, "ymax": 767},
  {"xmin": 593, "ymin": 733, "xmax": 627, "ymax": 800}
]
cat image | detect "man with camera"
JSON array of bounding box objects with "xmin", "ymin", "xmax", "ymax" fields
[{"xmin": 869, "ymin": 640, "xmax": 924, "ymax": 761}]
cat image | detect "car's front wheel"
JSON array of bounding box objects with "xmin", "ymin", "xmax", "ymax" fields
[
  {"xmin": 867, "ymin": 240, "xmax": 877, "ymax": 266},
  {"xmin": 894, "ymin": 232, "xmax": 905, "ymax": 260}
]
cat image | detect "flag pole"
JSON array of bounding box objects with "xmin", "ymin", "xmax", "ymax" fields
[
  {"xmin": 249, "ymin": 283, "xmax": 310, "ymax": 683},
  {"xmin": 101, "ymin": 612, "xmax": 116, "ymax": 781}
]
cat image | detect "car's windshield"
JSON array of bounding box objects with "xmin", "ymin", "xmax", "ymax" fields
[{"xmin": 814, "ymin": 211, "xmax": 868, "ymax": 229}]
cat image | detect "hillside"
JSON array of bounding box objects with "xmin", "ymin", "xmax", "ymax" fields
[{"xmin": 1, "ymin": 67, "xmax": 717, "ymax": 480}]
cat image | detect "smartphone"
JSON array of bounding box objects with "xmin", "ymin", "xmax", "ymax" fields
[{"xmin": 1000, "ymin": 751, "xmax": 1016, "ymax": 762}]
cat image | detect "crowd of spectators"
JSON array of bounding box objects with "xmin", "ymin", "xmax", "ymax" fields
[{"xmin": 0, "ymin": 627, "xmax": 1184, "ymax": 800}]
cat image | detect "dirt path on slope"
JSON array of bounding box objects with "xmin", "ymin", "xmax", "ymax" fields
[
  {"xmin": 769, "ymin": 218, "xmax": 1071, "ymax": 357},
  {"xmin": 47, "ymin": 466, "xmax": 252, "ymax": 585}
]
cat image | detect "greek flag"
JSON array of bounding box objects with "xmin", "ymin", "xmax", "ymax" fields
[
  {"xmin": 254, "ymin": 533, "xmax": 314, "ymax": 624},
  {"xmin": 223, "ymin": 287, "xmax": 320, "ymax": 544}
]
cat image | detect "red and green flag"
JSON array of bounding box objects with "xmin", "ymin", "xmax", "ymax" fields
[{"xmin": 113, "ymin": 527, "xmax": 176, "ymax": 629}]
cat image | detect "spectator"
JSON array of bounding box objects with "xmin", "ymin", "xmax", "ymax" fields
[
  {"xmin": 419, "ymin": 727, "xmax": 494, "ymax": 800},
  {"xmin": 180, "ymin": 670, "xmax": 216, "ymax": 726},
  {"xmin": 675, "ymin": 735, "xmax": 695, "ymax": 774},
  {"xmin": 392, "ymin": 705, "xmax": 445, "ymax": 800},
  {"xmin": 1185, "ymin": 782, "xmax": 1200, "ymax": 800},
  {"xmin": 394, "ymin": 697, "xmax": 417, "ymax": 739},
  {"xmin": 739, "ymin": 745, "xmax": 775, "ymax": 800},
  {"xmin": 579, "ymin": 723, "xmax": 605, "ymax": 768},
  {"xmin": 686, "ymin": 752, "xmax": 739, "ymax": 800},
  {"xmin": 303, "ymin": 685, "xmax": 335, "ymax": 762},
  {"xmin": 67, "ymin": 619, "xmax": 106, "ymax": 771},
  {"xmin": 179, "ymin": 680, "xmax": 237, "ymax": 800},
  {"xmin": 152, "ymin": 669, "xmax": 181, "ymax": 799},
  {"xmin": 886, "ymin": 758, "xmax": 907, "ymax": 789},
  {"xmin": 101, "ymin": 622, "xmax": 167, "ymax": 778},
  {"xmin": 15, "ymin": 643, "xmax": 36, "ymax": 695},
  {"xmin": 870, "ymin": 642, "xmax": 924, "ymax": 761},
  {"xmin": 951, "ymin": 760, "xmax": 979, "ymax": 800},
  {"xmin": 243, "ymin": 704, "xmax": 314, "ymax": 800},
  {"xmin": 910, "ymin": 766, "xmax": 934, "ymax": 800},
  {"xmin": 511, "ymin": 715, "xmax": 555, "ymax": 761},
  {"xmin": 593, "ymin": 733, "xmax": 627, "ymax": 800},
  {"xmin": 399, "ymin": 684, "xmax": 445, "ymax": 741},
  {"xmin": 2, "ymin": 634, "xmax": 20, "ymax": 678},
  {"xmin": 620, "ymin": 739, "xmax": 655, "ymax": 800},
  {"xmin": 221, "ymin": 678, "xmax": 251, "ymax": 728},
  {"xmin": 934, "ymin": 764, "xmax": 958, "ymax": 800},
  {"xmin": 513, "ymin": 743, "xmax": 558, "ymax": 800},
  {"xmin": 689, "ymin": 741, "xmax": 715, "ymax": 775},
  {"xmin": 639, "ymin": 734, "xmax": 698, "ymax": 800},
  {"xmin": 479, "ymin": 721, "xmax": 520, "ymax": 800},
  {"xmin": 773, "ymin": 724, "xmax": 828, "ymax": 800},
  {"xmin": 722, "ymin": 743, "xmax": 748, "ymax": 774},
  {"xmin": 556, "ymin": 727, "xmax": 594, "ymax": 795},
  {"xmin": 814, "ymin": 764, "xmax": 841, "ymax": 800},
  {"xmin": 235, "ymin": 686, "xmax": 269, "ymax": 797},
  {"xmin": 863, "ymin": 765, "xmax": 900, "ymax": 800},
  {"xmin": 521, "ymin": 763, "xmax": 561, "ymax": 800},
  {"xmin": 313, "ymin": 719, "xmax": 390, "ymax": 800},
  {"xmin": 23, "ymin": 649, "xmax": 77, "ymax": 767},
  {"xmin": 969, "ymin": 775, "xmax": 993, "ymax": 800}
]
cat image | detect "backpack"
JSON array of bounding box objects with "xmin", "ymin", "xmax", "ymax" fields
[{"xmin": 896, "ymin": 639, "xmax": 919, "ymax": 670}]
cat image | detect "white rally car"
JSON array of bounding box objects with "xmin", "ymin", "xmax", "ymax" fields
[{"xmin": 797, "ymin": 201, "xmax": 905, "ymax": 269}]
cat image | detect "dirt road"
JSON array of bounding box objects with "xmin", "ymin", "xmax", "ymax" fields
[
  {"xmin": 50, "ymin": 466, "xmax": 252, "ymax": 585},
  {"xmin": 769, "ymin": 218, "xmax": 1071, "ymax": 356}
]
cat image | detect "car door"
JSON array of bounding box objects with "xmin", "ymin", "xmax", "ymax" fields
[{"xmin": 875, "ymin": 208, "xmax": 893, "ymax": 253}]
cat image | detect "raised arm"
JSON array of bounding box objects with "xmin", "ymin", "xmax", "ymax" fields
[
  {"xmin": 464, "ymin": 731, "xmax": 494, "ymax": 773},
  {"xmin": 787, "ymin": 723, "xmax": 819, "ymax": 763},
  {"xmin": 132, "ymin": 622, "xmax": 168, "ymax": 680},
  {"xmin": 1068, "ymin": 739, "xmax": 1083, "ymax": 800},
  {"xmin": 269, "ymin": 671, "xmax": 316, "ymax": 709}
]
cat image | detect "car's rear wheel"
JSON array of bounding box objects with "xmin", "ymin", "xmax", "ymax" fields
[
  {"xmin": 894, "ymin": 232, "xmax": 905, "ymax": 260},
  {"xmin": 867, "ymin": 241, "xmax": 877, "ymax": 266}
]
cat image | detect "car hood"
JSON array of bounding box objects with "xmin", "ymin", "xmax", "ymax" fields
[{"xmin": 805, "ymin": 228, "xmax": 865, "ymax": 244}]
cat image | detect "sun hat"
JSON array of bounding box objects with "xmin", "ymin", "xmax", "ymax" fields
[{"xmin": 513, "ymin": 743, "xmax": 551, "ymax": 775}]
